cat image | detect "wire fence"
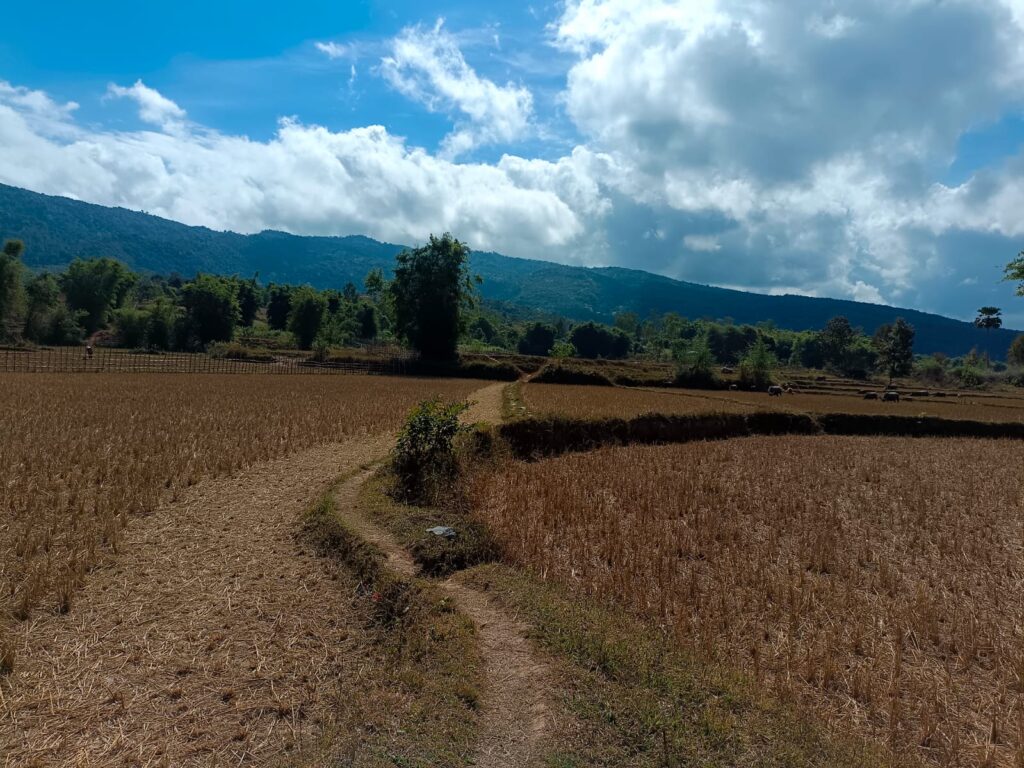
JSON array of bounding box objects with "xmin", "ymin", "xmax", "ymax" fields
[{"xmin": 0, "ymin": 346, "xmax": 413, "ymax": 376}]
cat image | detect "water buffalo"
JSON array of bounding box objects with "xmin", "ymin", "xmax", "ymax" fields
[
  {"xmin": 863, "ymin": 392, "xmax": 879, "ymax": 400},
  {"xmin": 729, "ymin": 384, "xmax": 739, "ymax": 391},
  {"xmin": 882, "ymin": 391, "xmax": 900, "ymax": 402},
  {"xmin": 768, "ymin": 385, "xmax": 784, "ymax": 397}
]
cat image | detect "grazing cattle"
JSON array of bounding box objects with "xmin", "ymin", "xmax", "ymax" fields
[
  {"xmin": 729, "ymin": 384, "xmax": 739, "ymax": 391},
  {"xmin": 768, "ymin": 385, "xmax": 784, "ymax": 397},
  {"xmin": 863, "ymin": 392, "xmax": 879, "ymax": 400},
  {"xmin": 882, "ymin": 391, "xmax": 900, "ymax": 402}
]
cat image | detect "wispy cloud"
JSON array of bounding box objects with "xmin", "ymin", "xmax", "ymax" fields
[
  {"xmin": 105, "ymin": 79, "xmax": 186, "ymax": 132},
  {"xmin": 380, "ymin": 18, "xmax": 534, "ymax": 157},
  {"xmin": 314, "ymin": 41, "xmax": 350, "ymax": 60}
]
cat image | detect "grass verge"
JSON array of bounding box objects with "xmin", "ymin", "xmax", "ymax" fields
[
  {"xmin": 459, "ymin": 563, "xmax": 909, "ymax": 768},
  {"xmin": 359, "ymin": 470, "xmax": 497, "ymax": 577},
  {"xmin": 298, "ymin": 486, "xmax": 484, "ymax": 767}
]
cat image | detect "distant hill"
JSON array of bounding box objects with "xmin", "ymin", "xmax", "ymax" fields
[{"xmin": 0, "ymin": 183, "xmax": 1019, "ymax": 358}]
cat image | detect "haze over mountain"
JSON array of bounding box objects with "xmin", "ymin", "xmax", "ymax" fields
[{"xmin": 1, "ymin": 183, "xmax": 1017, "ymax": 359}]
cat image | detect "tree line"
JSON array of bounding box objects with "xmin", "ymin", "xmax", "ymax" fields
[{"xmin": 2, "ymin": 233, "xmax": 1023, "ymax": 380}]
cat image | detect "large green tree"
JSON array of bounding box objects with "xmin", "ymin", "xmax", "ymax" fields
[
  {"xmin": 237, "ymin": 276, "xmax": 261, "ymax": 327},
  {"xmin": 873, "ymin": 318, "xmax": 915, "ymax": 384},
  {"xmin": 974, "ymin": 306, "xmax": 1003, "ymax": 332},
  {"xmin": 266, "ymin": 285, "xmax": 292, "ymax": 331},
  {"xmin": 0, "ymin": 239, "xmax": 26, "ymax": 341},
  {"xmin": 61, "ymin": 257, "xmax": 136, "ymax": 334},
  {"xmin": 518, "ymin": 322, "xmax": 556, "ymax": 356},
  {"xmin": 288, "ymin": 286, "xmax": 327, "ymax": 349},
  {"xmin": 390, "ymin": 233, "xmax": 476, "ymax": 360},
  {"xmin": 181, "ymin": 274, "xmax": 239, "ymax": 346},
  {"xmin": 819, "ymin": 316, "xmax": 856, "ymax": 368}
]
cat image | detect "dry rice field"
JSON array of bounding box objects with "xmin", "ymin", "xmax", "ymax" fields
[
  {"xmin": 522, "ymin": 382, "xmax": 1024, "ymax": 422},
  {"xmin": 475, "ymin": 436, "xmax": 1024, "ymax": 767},
  {"xmin": 0, "ymin": 374, "xmax": 479, "ymax": 632}
]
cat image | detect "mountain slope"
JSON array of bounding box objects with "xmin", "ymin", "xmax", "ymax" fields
[{"xmin": 0, "ymin": 183, "xmax": 1018, "ymax": 358}]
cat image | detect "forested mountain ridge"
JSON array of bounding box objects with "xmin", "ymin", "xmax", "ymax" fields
[{"xmin": 0, "ymin": 182, "xmax": 1018, "ymax": 358}]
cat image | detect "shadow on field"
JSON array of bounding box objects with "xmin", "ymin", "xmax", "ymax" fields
[{"xmin": 498, "ymin": 411, "xmax": 1024, "ymax": 459}]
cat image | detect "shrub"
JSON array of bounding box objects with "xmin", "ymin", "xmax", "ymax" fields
[
  {"xmin": 408, "ymin": 358, "xmax": 520, "ymax": 381},
  {"xmin": 391, "ymin": 399, "xmax": 469, "ymax": 504},
  {"xmin": 1010, "ymin": 334, "xmax": 1024, "ymax": 367},
  {"xmin": 207, "ymin": 341, "xmax": 274, "ymax": 362},
  {"xmin": 738, "ymin": 337, "xmax": 775, "ymax": 388},
  {"xmin": 532, "ymin": 362, "xmax": 614, "ymax": 386},
  {"xmin": 550, "ymin": 341, "xmax": 575, "ymax": 359},
  {"xmin": 916, "ymin": 355, "xmax": 947, "ymax": 385}
]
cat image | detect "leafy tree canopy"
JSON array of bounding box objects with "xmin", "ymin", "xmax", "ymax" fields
[
  {"xmin": 974, "ymin": 306, "xmax": 1003, "ymax": 332},
  {"xmin": 873, "ymin": 318, "xmax": 916, "ymax": 383},
  {"xmin": 61, "ymin": 257, "xmax": 136, "ymax": 334},
  {"xmin": 181, "ymin": 273, "xmax": 239, "ymax": 346},
  {"xmin": 391, "ymin": 233, "xmax": 476, "ymax": 361},
  {"xmin": 288, "ymin": 286, "xmax": 327, "ymax": 350}
]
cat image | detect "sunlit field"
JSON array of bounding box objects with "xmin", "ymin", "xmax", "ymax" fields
[
  {"xmin": 0, "ymin": 374, "xmax": 480, "ymax": 627},
  {"xmin": 475, "ymin": 436, "xmax": 1024, "ymax": 766}
]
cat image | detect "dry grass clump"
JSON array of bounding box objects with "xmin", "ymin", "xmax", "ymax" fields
[
  {"xmin": 523, "ymin": 383, "xmax": 760, "ymax": 419},
  {"xmin": 475, "ymin": 436, "xmax": 1024, "ymax": 766},
  {"xmin": 0, "ymin": 373, "xmax": 479, "ymax": 624}
]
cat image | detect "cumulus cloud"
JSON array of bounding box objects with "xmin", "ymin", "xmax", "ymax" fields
[
  {"xmin": 550, "ymin": 0, "xmax": 1024, "ymax": 307},
  {"xmin": 105, "ymin": 79, "xmax": 187, "ymax": 132},
  {"xmin": 380, "ymin": 19, "xmax": 534, "ymax": 157},
  {"xmin": 0, "ymin": 80, "xmax": 586, "ymax": 257}
]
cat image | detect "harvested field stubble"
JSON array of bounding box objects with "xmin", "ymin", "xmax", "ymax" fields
[
  {"xmin": 0, "ymin": 373, "xmax": 479, "ymax": 627},
  {"xmin": 523, "ymin": 383, "xmax": 759, "ymax": 418},
  {"xmin": 474, "ymin": 436, "xmax": 1024, "ymax": 766},
  {"xmin": 523, "ymin": 382, "xmax": 1024, "ymax": 423}
]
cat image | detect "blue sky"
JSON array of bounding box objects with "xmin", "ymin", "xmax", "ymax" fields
[{"xmin": 2, "ymin": 0, "xmax": 1024, "ymax": 328}]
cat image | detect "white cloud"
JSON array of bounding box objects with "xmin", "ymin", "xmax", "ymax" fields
[
  {"xmin": 0, "ymin": 80, "xmax": 586, "ymax": 258},
  {"xmin": 380, "ymin": 19, "xmax": 534, "ymax": 156},
  {"xmin": 315, "ymin": 41, "xmax": 350, "ymax": 60},
  {"xmin": 6, "ymin": 1, "xmax": 1024, "ymax": 320},
  {"xmin": 850, "ymin": 280, "xmax": 884, "ymax": 304},
  {"xmin": 105, "ymin": 80, "xmax": 186, "ymax": 132},
  {"xmin": 548, "ymin": 0, "xmax": 1024, "ymax": 306}
]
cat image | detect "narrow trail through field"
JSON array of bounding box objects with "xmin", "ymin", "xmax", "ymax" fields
[
  {"xmin": 1, "ymin": 436, "xmax": 391, "ymax": 767},
  {"xmin": 463, "ymin": 381, "xmax": 508, "ymax": 425},
  {"xmin": 0, "ymin": 380, "xmax": 553, "ymax": 767},
  {"xmin": 330, "ymin": 381, "xmax": 556, "ymax": 767},
  {"xmin": 332, "ymin": 480, "xmax": 554, "ymax": 768}
]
